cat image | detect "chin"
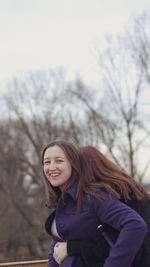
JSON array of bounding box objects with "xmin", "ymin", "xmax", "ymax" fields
[{"xmin": 51, "ymin": 182, "xmax": 62, "ymax": 188}]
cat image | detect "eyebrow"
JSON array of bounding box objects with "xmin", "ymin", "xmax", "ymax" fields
[{"xmin": 43, "ymin": 156, "xmax": 64, "ymax": 160}]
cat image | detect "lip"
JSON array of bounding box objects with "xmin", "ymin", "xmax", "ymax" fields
[{"xmin": 50, "ymin": 173, "xmax": 60, "ymax": 178}]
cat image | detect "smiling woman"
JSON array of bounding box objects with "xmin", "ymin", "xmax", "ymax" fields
[
  {"xmin": 43, "ymin": 145, "xmax": 72, "ymax": 189},
  {"xmin": 41, "ymin": 140, "xmax": 81, "ymax": 209},
  {"xmin": 41, "ymin": 139, "xmax": 150, "ymax": 267}
]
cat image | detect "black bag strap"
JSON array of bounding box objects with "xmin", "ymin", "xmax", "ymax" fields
[{"xmin": 87, "ymin": 194, "xmax": 114, "ymax": 248}]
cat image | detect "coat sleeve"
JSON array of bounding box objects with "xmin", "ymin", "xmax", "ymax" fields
[
  {"xmin": 92, "ymin": 192, "xmax": 148, "ymax": 267},
  {"xmin": 47, "ymin": 238, "xmax": 59, "ymax": 267}
]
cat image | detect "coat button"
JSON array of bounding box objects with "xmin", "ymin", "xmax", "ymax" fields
[{"xmin": 59, "ymin": 223, "xmax": 65, "ymax": 228}]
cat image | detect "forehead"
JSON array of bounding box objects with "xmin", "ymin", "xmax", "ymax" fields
[{"xmin": 44, "ymin": 145, "xmax": 66, "ymax": 159}]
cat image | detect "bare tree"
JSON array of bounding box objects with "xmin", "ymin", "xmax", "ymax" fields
[
  {"xmin": 0, "ymin": 119, "xmax": 49, "ymax": 262},
  {"xmin": 1, "ymin": 12, "xmax": 150, "ymax": 261},
  {"xmin": 100, "ymin": 32, "xmax": 150, "ymax": 182},
  {"xmin": 127, "ymin": 11, "xmax": 150, "ymax": 85},
  {"xmin": 66, "ymin": 27, "xmax": 150, "ymax": 183},
  {"xmin": 0, "ymin": 68, "xmax": 84, "ymax": 262}
]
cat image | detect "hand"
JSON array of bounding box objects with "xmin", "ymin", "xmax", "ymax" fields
[{"xmin": 53, "ymin": 242, "xmax": 68, "ymax": 265}]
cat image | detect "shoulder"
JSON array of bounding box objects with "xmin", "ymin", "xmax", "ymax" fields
[{"xmin": 90, "ymin": 191, "xmax": 148, "ymax": 231}]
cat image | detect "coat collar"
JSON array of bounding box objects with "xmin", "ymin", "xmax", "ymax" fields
[{"xmin": 65, "ymin": 181, "xmax": 78, "ymax": 202}]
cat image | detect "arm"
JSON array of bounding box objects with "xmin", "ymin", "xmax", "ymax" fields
[
  {"xmin": 92, "ymin": 192, "xmax": 148, "ymax": 267},
  {"xmin": 47, "ymin": 238, "xmax": 59, "ymax": 267},
  {"xmin": 52, "ymin": 241, "xmax": 78, "ymax": 266},
  {"xmin": 67, "ymin": 235, "xmax": 112, "ymax": 266},
  {"xmin": 67, "ymin": 239, "xmax": 81, "ymax": 256}
]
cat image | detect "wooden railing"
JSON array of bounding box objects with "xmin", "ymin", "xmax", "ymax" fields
[{"xmin": 0, "ymin": 260, "xmax": 48, "ymax": 267}]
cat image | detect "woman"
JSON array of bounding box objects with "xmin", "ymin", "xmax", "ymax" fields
[{"xmin": 42, "ymin": 140, "xmax": 149, "ymax": 267}]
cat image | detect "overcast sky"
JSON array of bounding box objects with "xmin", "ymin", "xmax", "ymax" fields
[{"xmin": 0, "ymin": 0, "xmax": 150, "ymax": 86}]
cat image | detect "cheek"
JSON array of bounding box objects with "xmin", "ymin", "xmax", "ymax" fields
[
  {"xmin": 66, "ymin": 164, "xmax": 72, "ymax": 177},
  {"xmin": 43, "ymin": 166, "xmax": 48, "ymax": 175}
]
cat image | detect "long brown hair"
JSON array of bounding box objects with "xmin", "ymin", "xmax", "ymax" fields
[
  {"xmin": 41, "ymin": 139, "xmax": 81, "ymax": 208},
  {"xmin": 77, "ymin": 146, "xmax": 150, "ymax": 210}
]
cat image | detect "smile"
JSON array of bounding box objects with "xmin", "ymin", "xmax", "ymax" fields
[{"xmin": 50, "ymin": 173, "xmax": 60, "ymax": 177}]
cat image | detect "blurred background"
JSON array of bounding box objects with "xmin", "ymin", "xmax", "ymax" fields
[{"xmin": 0, "ymin": 0, "xmax": 150, "ymax": 263}]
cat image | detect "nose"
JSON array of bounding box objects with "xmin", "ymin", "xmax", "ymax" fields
[{"xmin": 48, "ymin": 161, "xmax": 56, "ymax": 171}]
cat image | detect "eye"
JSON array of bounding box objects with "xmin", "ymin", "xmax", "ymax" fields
[
  {"xmin": 44, "ymin": 160, "xmax": 50, "ymax": 165},
  {"xmin": 56, "ymin": 159, "xmax": 63, "ymax": 163}
]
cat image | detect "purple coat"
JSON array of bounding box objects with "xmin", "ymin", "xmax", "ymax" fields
[{"xmin": 45, "ymin": 183, "xmax": 148, "ymax": 267}]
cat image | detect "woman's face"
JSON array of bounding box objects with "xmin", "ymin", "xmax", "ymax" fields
[{"xmin": 43, "ymin": 145, "xmax": 72, "ymax": 188}]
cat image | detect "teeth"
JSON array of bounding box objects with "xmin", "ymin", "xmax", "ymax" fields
[{"xmin": 51, "ymin": 174, "xmax": 59, "ymax": 177}]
